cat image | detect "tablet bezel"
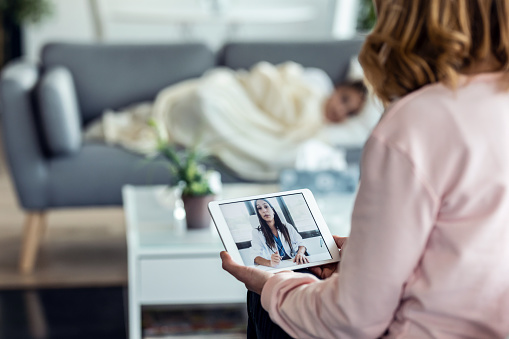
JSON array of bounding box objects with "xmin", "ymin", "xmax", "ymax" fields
[{"xmin": 208, "ymin": 188, "xmax": 340, "ymax": 273}]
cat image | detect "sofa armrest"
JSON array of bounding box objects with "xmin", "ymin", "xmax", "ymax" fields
[
  {"xmin": 38, "ymin": 66, "xmax": 82, "ymax": 156},
  {"xmin": 0, "ymin": 60, "xmax": 49, "ymax": 210}
]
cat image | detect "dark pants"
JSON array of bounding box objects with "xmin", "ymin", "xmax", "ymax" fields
[
  {"xmin": 246, "ymin": 268, "xmax": 314, "ymax": 339},
  {"xmin": 246, "ymin": 291, "xmax": 293, "ymax": 339}
]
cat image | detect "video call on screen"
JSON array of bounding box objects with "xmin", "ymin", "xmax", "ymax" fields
[{"xmin": 219, "ymin": 193, "xmax": 332, "ymax": 267}]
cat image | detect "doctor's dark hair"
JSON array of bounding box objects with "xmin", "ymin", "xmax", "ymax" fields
[{"xmin": 254, "ymin": 199, "xmax": 293, "ymax": 254}]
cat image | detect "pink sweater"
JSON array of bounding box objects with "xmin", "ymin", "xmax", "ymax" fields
[{"xmin": 261, "ymin": 73, "xmax": 509, "ymax": 338}]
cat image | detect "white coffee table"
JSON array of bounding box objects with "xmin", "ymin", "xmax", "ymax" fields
[{"xmin": 122, "ymin": 183, "xmax": 355, "ymax": 339}]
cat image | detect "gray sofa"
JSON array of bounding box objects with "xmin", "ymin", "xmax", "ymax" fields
[{"xmin": 0, "ymin": 39, "xmax": 363, "ymax": 273}]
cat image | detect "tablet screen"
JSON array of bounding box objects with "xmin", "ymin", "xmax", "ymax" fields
[{"xmin": 218, "ymin": 192, "xmax": 333, "ymax": 271}]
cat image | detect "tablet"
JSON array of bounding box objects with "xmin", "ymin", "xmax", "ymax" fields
[{"xmin": 208, "ymin": 189, "xmax": 340, "ymax": 273}]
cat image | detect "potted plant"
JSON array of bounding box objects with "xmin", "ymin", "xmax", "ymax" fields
[
  {"xmin": 356, "ymin": 0, "xmax": 376, "ymax": 33},
  {"xmin": 0, "ymin": 0, "xmax": 54, "ymax": 65},
  {"xmin": 149, "ymin": 120, "xmax": 219, "ymax": 229}
]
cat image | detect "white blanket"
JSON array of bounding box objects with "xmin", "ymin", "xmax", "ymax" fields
[{"xmin": 84, "ymin": 61, "xmax": 381, "ymax": 181}]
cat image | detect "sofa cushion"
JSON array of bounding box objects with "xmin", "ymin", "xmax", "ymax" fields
[
  {"xmin": 219, "ymin": 40, "xmax": 364, "ymax": 84},
  {"xmin": 37, "ymin": 66, "xmax": 82, "ymax": 156},
  {"xmin": 41, "ymin": 43, "xmax": 215, "ymax": 124},
  {"xmin": 46, "ymin": 142, "xmax": 249, "ymax": 207}
]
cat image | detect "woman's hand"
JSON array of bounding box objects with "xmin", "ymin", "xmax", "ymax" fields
[
  {"xmin": 333, "ymin": 236, "xmax": 348, "ymax": 252},
  {"xmin": 308, "ymin": 236, "xmax": 348, "ymax": 279},
  {"xmin": 270, "ymin": 253, "xmax": 282, "ymax": 267},
  {"xmin": 221, "ymin": 251, "xmax": 273, "ymax": 294},
  {"xmin": 293, "ymin": 246, "xmax": 309, "ymax": 265}
]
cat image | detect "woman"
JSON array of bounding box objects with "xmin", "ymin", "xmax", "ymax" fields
[
  {"xmin": 221, "ymin": 0, "xmax": 509, "ymax": 338},
  {"xmin": 251, "ymin": 199, "xmax": 308, "ymax": 267}
]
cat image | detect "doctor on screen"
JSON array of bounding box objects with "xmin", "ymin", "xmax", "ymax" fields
[{"xmin": 251, "ymin": 199, "xmax": 309, "ymax": 267}]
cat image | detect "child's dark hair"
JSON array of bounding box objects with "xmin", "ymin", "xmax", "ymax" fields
[{"xmin": 336, "ymin": 80, "xmax": 368, "ymax": 98}]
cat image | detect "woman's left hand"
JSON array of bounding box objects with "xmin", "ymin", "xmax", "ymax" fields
[
  {"xmin": 220, "ymin": 251, "xmax": 274, "ymax": 295},
  {"xmin": 293, "ymin": 252, "xmax": 309, "ymax": 265}
]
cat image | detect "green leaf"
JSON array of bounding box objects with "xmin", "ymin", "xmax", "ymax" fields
[
  {"xmin": 1, "ymin": 0, "xmax": 54, "ymax": 24},
  {"xmin": 149, "ymin": 119, "xmax": 213, "ymax": 196},
  {"xmin": 357, "ymin": 0, "xmax": 376, "ymax": 31}
]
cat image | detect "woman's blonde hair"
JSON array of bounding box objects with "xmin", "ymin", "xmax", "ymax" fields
[{"xmin": 359, "ymin": 0, "xmax": 509, "ymax": 104}]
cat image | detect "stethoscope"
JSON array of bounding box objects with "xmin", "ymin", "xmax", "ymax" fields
[{"xmin": 262, "ymin": 229, "xmax": 294, "ymax": 257}]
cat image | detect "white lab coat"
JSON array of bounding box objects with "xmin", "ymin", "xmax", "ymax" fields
[{"xmin": 251, "ymin": 223, "xmax": 304, "ymax": 264}]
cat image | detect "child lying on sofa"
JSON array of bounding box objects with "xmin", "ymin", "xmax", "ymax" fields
[
  {"xmin": 84, "ymin": 60, "xmax": 382, "ymax": 181},
  {"xmin": 324, "ymin": 80, "xmax": 367, "ymax": 123}
]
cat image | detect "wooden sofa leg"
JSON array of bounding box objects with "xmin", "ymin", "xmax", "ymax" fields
[
  {"xmin": 39, "ymin": 213, "xmax": 48, "ymax": 241},
  {"xmin": 19, "ymin": 212, "xmax": 46, "ymax": 274}
]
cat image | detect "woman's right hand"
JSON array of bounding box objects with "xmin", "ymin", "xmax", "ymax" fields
[
  {"xmin": 270, "ymin": 253, "xmax": 281, "ymax": 267},
  {"xmin": 334, "ymin": 236, "xmax": 348, "ymax": 253},
  {"xmin": 308, "ymin": 236, "xmax": 348, "ymax": 279}
]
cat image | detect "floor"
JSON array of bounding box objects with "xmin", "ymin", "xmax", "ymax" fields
[{"xmin": 0, "ymin": 287, "xmax": 127, "ymax": 339}]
